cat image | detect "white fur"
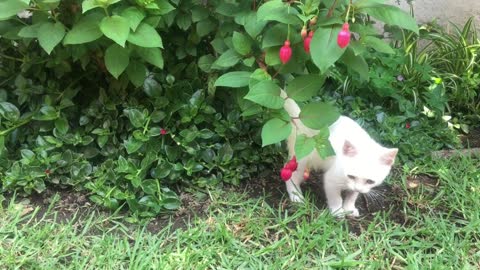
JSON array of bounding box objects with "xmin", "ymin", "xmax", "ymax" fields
[{"xmin": 281, "ymin": 90, "xmax": 398, "ymax": 217}]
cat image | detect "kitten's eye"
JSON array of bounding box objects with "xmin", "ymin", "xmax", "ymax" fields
[
  {"xmin": 366, "ymin": 179, "xmax": 375, "ymax": 185},
  {"xmin": 347, "ymin": 175, "xmax": 356, "ymax": 180}
]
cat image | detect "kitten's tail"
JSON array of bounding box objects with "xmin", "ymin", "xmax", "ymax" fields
[{"xmin": 280, "ymin": 90, "xmax": 317, "ymax": 157}]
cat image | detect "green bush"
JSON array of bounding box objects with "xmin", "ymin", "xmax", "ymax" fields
[{"xmin": 0, "ymin": 0, "xmax": 463, "ymax": 216}]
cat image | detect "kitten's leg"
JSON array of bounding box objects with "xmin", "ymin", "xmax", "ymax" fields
[
  {"xmin": 285, "ymin": 159, "xmax": 307, "ymax": 202},
  {"xmin": 343, "ymin": 190, "xmax": 360, "ymax": 217},
  {"xmin": 323, "ymin": 169, "xmax": 344, "ymax": 216}
]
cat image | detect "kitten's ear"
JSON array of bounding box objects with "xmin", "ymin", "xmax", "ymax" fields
[
  {"xmin": 343, "ymin": 140, "xmax": 357, "ymax": 157},
  {"xmin": 381, "ymin": 148, "xmax": 398, "ymax": 166}
]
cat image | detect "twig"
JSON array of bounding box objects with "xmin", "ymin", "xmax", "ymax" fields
[{"xmin": 326, "ymin": 0, "xmax": 339, "ymax": 18}]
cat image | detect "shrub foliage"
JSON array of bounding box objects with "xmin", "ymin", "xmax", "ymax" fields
[{"xmin": 1, "ymin": 0, "xmax": 467, "ymax": 216}]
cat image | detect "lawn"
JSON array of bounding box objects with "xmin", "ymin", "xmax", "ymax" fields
[{"xmin": 1, "ymin": 155, "xmax": 479, "ymax": 269}]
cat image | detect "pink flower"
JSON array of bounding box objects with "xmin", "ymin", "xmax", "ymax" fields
[
  {"xmin": 280, "ymin": 168, "xmax": 292, "ymax": 181},
  {"xmin": 303, "ymin": 31, "xmax": 313, "ymax": 53},
  {"xmin": 279, "ymin": 40, "xmax": 292, "ymax": 64},
  {"xmin": 160, "ymin": 129, "xmax": 167, "ymax": 135},
  {"xmin": 337, "ymin": 23, "xmax": 351, "ymax": 48},
  {"xmin": 405, "ymin": 122, "xmax": 411, "ymax": 129}
]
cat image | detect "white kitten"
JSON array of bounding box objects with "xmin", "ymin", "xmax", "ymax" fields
[{"xmin": 281, "ymin": 90, "xmax": 398, "ymax": 217}]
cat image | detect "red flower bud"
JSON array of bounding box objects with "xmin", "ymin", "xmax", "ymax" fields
[
  {"xmin": 160, "ymin": 128, "xmax": 167, "ymax": 135},
  {"xmin": 309, "ymin": 16, "xmax": 317, "ymax": 26},
  {"xmin": 303, "ymin": 168, "xmax": 310, "ymax": 180},
  {"xmin": 285, "ymin": 156, "xmax": 298, "ymax": 171},
  {"xmin": 303, "ymin": 31, "xmax": 313, "ymax": 53},
  {"xmin": 279, "ymin": 40, "xmax": 292, "ymax": 64},
  {"xmin": 337, "ymin": 23, "xmax": 351, "ymax": 48},
  {"xmin": 301, "ymin": 26, "xmax": 308, "ymax": 39},
  {"xmin": 405, "ymin": 122, "xmax": 411, "ymax": 129},
  {"xmin": 280, "ymin": 168, "xmax": 293, "ymax": 181}
]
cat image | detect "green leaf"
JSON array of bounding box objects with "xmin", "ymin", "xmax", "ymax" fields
[
  {"xmin": 214, "ymin": 71, "xmax": 252, "ymax": 88},
  {"xmin": 244, "ymin": 12, "xmax": 267, "ymax": 38},
  {"xmin": 176, "ymin": 13, "xmax": 192, "ymax": 30},
  {"xmin": 82, "ymin": 0, "xmax": 100, "ymax": 13},
  {"xmin": 191, "ymin": 6, "xmax": 209, "ymax": 22},
  {"xmin": 100, "ymin": 15, "xmax": 130, "ymax": 47},
  {"xmin": 126, "ymin": 60, "xmax": 147, "ymax": 87},
  {"xmin": 196, "ymin": 19, "xmax": 216, "ymax": 37},
  {"xmin": 20, "ymin": 149, "xmax": 35, "ymax": 163},
  {"xmin": 212, "ymin": 49, "xmax": 241, "ymax": 69},
  {"xmin": 63, "ymin": 15, "xmax": 103, "ymax": 45},
  {"xmin": 244, "ymin": 80, "xmax": 284, "ymax": 109},
  {"xmin": 341, "ymin": 48, "xmax": 369, "ymax": 81},
  {"xmin": 314, "ymin": 128, "xmax": 335, "ymax": 158},
  {"xmin": 294, "ymin": 134, "xmax": 315, "ymax": 160},
  {"xmin": 124, "ymin": 137, "xmax": 143, "ymax": 154},
  {"xmin": 127, "ymin": 23, "xmax": 163, "ymax": 48},
  {"xmin": 18, "ymin": 24, "xmax": 41, "ymax": 38},
  {"xmin": 136, "ymin": 47, "xmax": 164, "ymax": 69},
  {"xmin": 218, "ymin": 143, "xmax": 233, "ymax": 164},
  {"xmin": 261, "ymin": 118, "xmax": 292, "ymax": 147},
  {"xmin": 163, "ymin": 198, "xmax": 181, "ymax": 210},
  {"xmin": 232, "ymin": 31, "xmax": 252, "ymax": 56},
  {"xmin": 0, "ymin": 102, "xmax": 20, "ymax": 121},
  {"xmin": 286, "ymin": 75, "xmax": 325, "ymax": 102},
  {"xmin": 262, "ymin": 23, "xmax": 301, "ymax": 49},
  {"xmin": 0, "ymin": 0, "xmax": 29, "ymax": 20},
  {"xmin": 104, "ymin": 44, "xmax": 130, "ymax": 79},
  {"xmin": 38, "ymin": 22, "xmax": 66, "ymax": 54},
  {"xmin": 125, "ymin": 108, "xmax": 145, "ymax": 128},
  {"xmin": 54, "ymin": 117, "xmax": 69, "ymax": 135},
  {"xmin": 361, "ymin": 4, "xmax": 419, "ymax": 34},
  {"xmin": 363, "ymin": 36, "xmax": 395, "ymax": 54},
  {"xmin": 257, "ymin": 0, "xmax": 301, "ymax": 25},
  {"xmin": 146, "ymin": 0, "xmax": 175, "ymax": 15},
  {"xmin": 311, "ymin": 25, "xmax": 346, "ymax": 73},
  {"xmin": 198, "ymin": 54, "xmax": 215, "ymax": 72},
  {"xmin": 121, "ymin": 7, "xmax": 145, "ymax": 31},
  {"xmin": 299, "ymin": 102, "xmax": 340, "ymax": 129}
]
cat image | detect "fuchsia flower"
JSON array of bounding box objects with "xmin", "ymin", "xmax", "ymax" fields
[
  {"xmin": 301, "ymin": 27, "xmax": 308, "ymax": 40},
  {"xmin": 280, "ymin": 168, "xmax": 293, "ymax": 181},
  {"xmin": 160, "ymin": 129, "xmax": 167, "ymax": 135},
  {"xmin": 280, "ymin": 156, "xmax": 298, "ymax": 181},
  {"xmin": 303, "ymin": 31, "xmax": 313, "ymax": 53},
  {"xmin": 337, "ymin": 23, "xmax": 351, "ymax": 48},
  {"xmin": 279, "ymin": 40, "xmax": 292, "ymax": 64}
]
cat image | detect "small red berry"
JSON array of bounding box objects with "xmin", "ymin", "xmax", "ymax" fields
[
  {"xmin": 279, "ymin": 40, "xmax": 292, "ymax": 64},
  {"xmin": 160, "ymin": 128, "xmax": 167, "ymax": 135},
  {"xmin": 300, "ymin": 26, "xmax": 307, "ymax": 39},
  {"xmin": 280, "ymin": 168, "xmax": 293, "ymax": 181},
  {"xmin": 303, "ymin": 31, "xmax": 313, "ymax": 53},
  {"xmin": 405, "ymin": 122, "xmax": 411, "ymax": 129},
  {"xmin": 337, "ymin": 23, "xmax": 351, "ymax": 48}
]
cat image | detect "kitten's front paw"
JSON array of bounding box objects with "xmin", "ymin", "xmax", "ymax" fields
[
  {"xmin": 330, "ymin": 207, "xmax": 346, "ymax": 218},
  {"xmin": 289, "ymin": 193, "xmax": 304, "ymax": 203},
  {"xmin": 344, "ymin": 207, "xmax": 359, "ymax": 217}
]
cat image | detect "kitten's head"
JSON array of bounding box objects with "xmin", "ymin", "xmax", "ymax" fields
[{"xmin": 341, "ymin": 140, "xmax": 398, "ymax": 193}]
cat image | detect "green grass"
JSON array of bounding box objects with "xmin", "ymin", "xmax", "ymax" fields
[{"xmin": 1, "ymin": 156, "xmax": 480, "ymax": 269}]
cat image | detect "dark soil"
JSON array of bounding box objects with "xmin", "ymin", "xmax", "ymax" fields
[
  {"xmin": 8, "ymin": 128, "xmax": 480, "ymax": 235},
  {"xmin": 460, "ymin": 127, "xmax": 480, "ymax": 148},
  {"xmin": 2, "ymin": 171, "xmax": 437, "ymax": 236}
]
